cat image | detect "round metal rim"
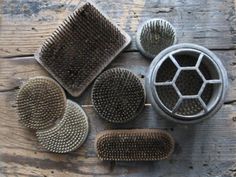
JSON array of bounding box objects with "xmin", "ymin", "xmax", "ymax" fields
[
  {"xmin": 136, "ymin": 18, "xmax": 177, "ymax": 59},
  {"xmin": 146, "ymin": 43, "xmax": 228, "ymax": 124}
]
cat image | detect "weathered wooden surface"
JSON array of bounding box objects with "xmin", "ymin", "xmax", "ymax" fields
[{"xmin": 0, "ymin": 0, "xmax": 236, "ymax": 177}]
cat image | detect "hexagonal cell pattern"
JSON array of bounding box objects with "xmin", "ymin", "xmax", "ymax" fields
[
  {"xmin": 156, "ymin": 85, "xmax": 179, "ymax": 110},
  {"xmin": 199, "ymin": 56, "xmax": 219, "ymax": 80},
  {"xmin": 156, "ymin": 58, "xmax": 177, "ymax": 82},
  {"xmin": 175, "ymin": 70, "xmax": 203, "ymax": 95},
  {"xmin": 176, "ymin": 98, "xmax": 204, "ymax": 116},
  {"xmin": 201, "ymin": 83, "xmax": 221, "ymax": 105},
  {"xmin": 173, "ymin": 51, "xmax": 199, "ymax": 67}
]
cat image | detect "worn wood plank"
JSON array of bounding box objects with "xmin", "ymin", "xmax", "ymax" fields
[
  {"xmin": 0, "ymin": 0, "xmax": 236, "ymax": 176},
  {"xmin": 0, "ymin": 50, "xmax": 235, "ymax": 176},
  {"xmin": 0, "ymin": 51, "xmax": 235, "ymax": 105},
  {"xmin": 0, "ymin": 0, "xmax": 236, "ymax": 57},
  {"xmin": 0, "ymin": 90, "xmax": 236, "ymax": 177}
]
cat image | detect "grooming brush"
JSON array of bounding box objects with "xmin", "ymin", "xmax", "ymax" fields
[
  {"xmin": 35, "ymin": 2, "xmax": 131, "ymax": 97},
  {"xmin": 91, "ymin": 68, "xmax": 145, "ymax": 123},
  {"xmin": 16, "ymin": 76, "xmax": 66, "ymax": 130},
  {"xmin": 36, "ymin": 100, "xmax": 89, "ymax": 153},
  {"xmin": 95, "ymin": 129, "xmax": 175, "ymax": 161},
  {"xmin": 136, "ymin": 18, "xmax": 176, "ymax": 59},
  {"xmin": 146, "ymin": 43, "xmax": 228, "ymax": 124}
]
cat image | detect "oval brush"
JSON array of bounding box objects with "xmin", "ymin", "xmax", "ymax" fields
[{"xmin": 95, "ymin": 129, "xmax": 175, "ymax": 161}]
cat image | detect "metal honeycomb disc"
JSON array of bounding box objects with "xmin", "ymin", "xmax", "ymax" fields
[
  {"xmin": 16, "ymin": 76, "xmax": 66, "ymax": 130},
  {"xmin": 96, "ymin": 129, "xmax": 175, "ymax": 161},
  {"xmin": 146, "ymin": 43, "xmax": 228, "ymax": 124},
  {"xmin": 136, "ymin": 18, "xmax": 177, "ymax": 59},
  {"xmin": 35, "ymin": 2, "xmax": 131, "ymax": 97},
  {"xmin": 36, "ymin": 100, "xmax": 89, "ymax": 153},
  {"xmin": 91, "ymin": 68, "xmax": 145, "ymax": 123}
]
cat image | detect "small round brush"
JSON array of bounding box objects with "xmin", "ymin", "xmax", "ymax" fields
[
  {"xmin": 91, "ymin": 68, "xmax": 145, "ymax": 123},
  {"xmin": 16, "ymin": 76, "xmax": 66, "ymax": 130},
  {"xmin": 95, "ymin": 129, "xmax": 175, "ymax": 161},
  {"xmin": 36, "ymin": 100, "xmax": 89, "ymax": 153},
  {"xmin": 136, "ymin": 18, "xmax": 177, "ymax": 59}
]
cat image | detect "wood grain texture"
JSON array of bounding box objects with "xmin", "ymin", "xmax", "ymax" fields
[
  {"xmin": 0, "ymin": 0, "xmax": 236, "ymax": 57},
  {"xmin": 0, "ymin": 50, "xmax": 236, "ymax": 177},
  {"xmin": 0, "ymin": 0, "xmax": 236, "ymax": 176}
]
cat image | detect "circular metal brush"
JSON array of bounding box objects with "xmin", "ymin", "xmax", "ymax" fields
[
  {"xmin": 36, "ymin": 100, "xmax": 89, "ymax": 153},
  {"xmin": 91, "ymin": 68, "xmax": 145, "ymax": 123},
  {"xmin": 146, "ymin": 43, "xmax": 228, "ymax": 124},
  {"xmin": 95, "ymin": 129, "xmax": 175, "ymax": 161},
  {"xmin": 136, "ymin": 18, "xmax": 177, "ymax": 59},
  {"xmin": 16, "ymin": 76, "xmax": 66, "ymax": 130}
]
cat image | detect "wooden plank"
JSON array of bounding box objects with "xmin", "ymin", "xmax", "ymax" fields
[
  {"xmin": 0, "ymin": 91, "xmax": 236, "ymax": 177},
  {"xmin": 0, "ymin": 51, "xmax": 235, "ymax": 105},
  {"xmin": 0, "ymin": 0, "xmax": 236, "ymax": 57}
]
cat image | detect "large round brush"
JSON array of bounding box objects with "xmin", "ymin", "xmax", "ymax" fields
[
  {"xmin": 16, "ymin": 76, "xmax": 66, "ymax": 130},
  {"xmin": 95, "ymin": 129, "xmax": 175, "ymax": 161},
  {"xmin": 36, "ymin": 100, "xmax": 89, "ymax": 153},
  {"xmin": 91, "ymin": 68, "xmax": 145, "ymax": 123},
  {"xmin": 136, "ymin": 18, "xmax": 177, "ymax": 59}
]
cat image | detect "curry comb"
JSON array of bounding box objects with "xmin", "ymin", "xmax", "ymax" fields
[
  {"xmin": 36, "ymin": 100, "xmax": 89, "ymax": 153},
  {"xmin": 16, "ymin": 76, "xmax": 66, "ymax": 130},
  {"xmin": 91, "ymin": 68, "xmax": 145, "ymax": 123},
  {"xmin": 35, "ymin": 2, "xmax": 131, "ymax": 97},
  {"xmin": 96, "ymin": 129, "xmax": 175, "ymax": 161}
]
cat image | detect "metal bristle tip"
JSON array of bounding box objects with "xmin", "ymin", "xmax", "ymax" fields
[
  {"xmin": 35, "ymin": 2, "xmax": 131, "ymax": 97},
  {"xmin": 91, "ymin": 68, "xmax": 145, "ymax": 123},
  {"xmin": 16, "ymin": 76, "xmax": 66, "ymax": 130},
  {"xmin": 36, "ymin": 100, "xmax": 89, "ymax": 153},
  {"xmin": 95, "ymin": 129, "xmax": 175, "ymax": 161},
  {"xmin": 136, "ymin": 18, "xmax": 177, "ymax": 59}
]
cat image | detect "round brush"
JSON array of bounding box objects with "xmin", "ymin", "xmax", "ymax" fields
[
  {"xmin": 36, "ymin": 100, "xmax": 89, "ymax": 153},
  {"xmin": 16, "ymin": 76, "xmax": 66, "ymax": 130},
  {"xmin": 136, "ymin": 18, "xmax": 177, "ymax": 59},
  {"xmin": 91, "ymin": 68, "xmax": 145, "ymax": 123}
]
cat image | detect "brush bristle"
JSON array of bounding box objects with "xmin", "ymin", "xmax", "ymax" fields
[
  {"xmin": 16, "ymin": 76, "xmax": 66, "ymax": 130},
  {"xmin": 36, "ymin": 100, "xmax": 89, "ymax": 153},
  {"xmin": 91, "ymin": 68, "xmax": 145, "ymax": 123},
  {"xmin": 137, "ymin": 19, "xmax": 176, "ymax": 59},
  {"xmin": 35, "ymin": 2, "xmax": 131, "ymax": 97},
  {"xmin": 96, "ymin": 129, "xmax": 175, "ymax": 161}
]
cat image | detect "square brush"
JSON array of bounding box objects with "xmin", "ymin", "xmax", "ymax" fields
[{"xmin": 35, "ymin": 1, "xmax": 131, "ymax": 97}]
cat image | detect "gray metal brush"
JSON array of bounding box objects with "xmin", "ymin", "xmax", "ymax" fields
[
  {"xmin": 136, "ymin": 18, "xmax": 176, "ymax": 59},
  {"xmin": 16, "ymin": 76, "xmax": 66, "ymax": 130},
  {"xmin": 36, "ymin": 100, "xmax": 89, "ymax": 153},
  {"xmin": 91, "ymin": 68, "xmax": 145, "ymax": 123},
  {"xmin": 95, "ymin": 129, "xmax": 175, "ymax": 161},
  {"xmin": 35, "ymin": 2, "xmax": 131, "ymax": 97}
]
